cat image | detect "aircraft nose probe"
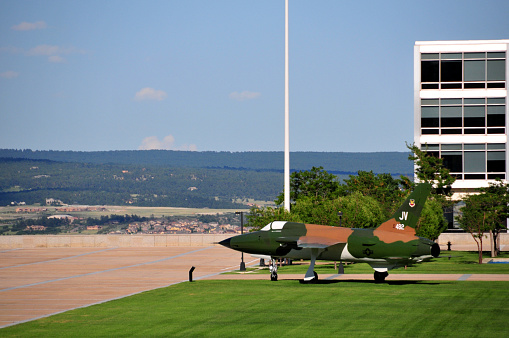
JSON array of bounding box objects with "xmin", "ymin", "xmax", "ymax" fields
[{"xmin": 218, "ymin": 238, "xmax": 231, "ymax": 249}]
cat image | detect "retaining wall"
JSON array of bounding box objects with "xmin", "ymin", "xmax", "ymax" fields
[
  {"xmin": 1, "ymin": 233, "xmax": 508, "ymax": 251},
  {"xmin": 0, "ymin": 234, "xmax": 231, "ymax": 249},
  {"xmin": 437, "ymin": 232, "xmax": 509, "ymax": 251}
]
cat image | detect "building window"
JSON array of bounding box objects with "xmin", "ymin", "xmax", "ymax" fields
[
  {"xmin": 421, "ymin": 52, "xmax": 506, "ymax": 90},
  {"xmin": 420, "ymin": 98, "xmax": 505, "ymax": 135},
  {"xmin": 421, "ymin": 143, "xmax": 506, "ymax": 180}
]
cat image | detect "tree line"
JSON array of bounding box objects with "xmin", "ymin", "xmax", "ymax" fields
[
  {"xmin": 0, "ymin": 159, "xmax": 282, "ymax": 208},
  {"xmin": 248, "ymin": 144, "xmax": 509, "ymax": 263},
  {"xmin": 0, "ymin": 149, "xmax": 412, "ymax": 174}
]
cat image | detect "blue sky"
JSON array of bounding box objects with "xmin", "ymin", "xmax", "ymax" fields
[{"xmin": 1, "ymin": 0, "xmax": 508, "ymax": 152}]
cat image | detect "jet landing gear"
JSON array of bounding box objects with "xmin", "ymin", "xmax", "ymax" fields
[
  {"xmin": 374, "ymin": 271, "xmax": 389, "ymax": 283},
  {"xmin": 302, "ymin": 248, "xmax": 319, "ymax": 283},
  {"xmin": 269, "ymin": 258, "xmax": 278, "ymax": 281}
]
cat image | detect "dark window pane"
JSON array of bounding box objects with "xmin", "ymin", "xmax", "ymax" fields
[
  {"xmin": 442, "ymin": 153, "xmax": 462, "ymax": 172},
  {"xmin": 442, "ymin": 106, "xmax": 462, "ymax": 117},
  {"xmin": 464, "ymin": 144, "xmax": 485, "ymax": 150},
  {"xmin": 487, "ymin": 98, "xmax": 505, "ymax": 104},
  {"xmin": 464, "ymin": 106, "xmax": 484, "ymax": 117},
  {"xmin": 464, "ymin": 60, "xmax": 485, "ymax": 81},
  {"xmin": 441, "ymin": 118, "xmax": 462, "ymax": 127},
  {"xmin": 487, "ymin": 160, "xmax": 505, "ymax": 172},
  {"xmin": 442, "ymin": 129, "xmax": 462, "ymax": 134},
  {"xmin": 464, "ymin": 129, "xmax": 485, "ymax": 134},
  {"xmin": 488, "ymin": 151, "xmax": 505, "ymax": 160},
  {"xmin": 441, "ymin": 98, "xmax": 462, "ymax": 105},
  {"xmin": 465, "ymin": 174, "xmax": 486, "ymax": 180},
  {"xmin": 464, "ymin": 106, "xmax": 485, "ymax": 127},
  {"xmin": 464, "ymin": 52, "xmax": 485, "ymax": 59},
  {"xmin": 441, "ymin": 53, "xmax": 462, "ymax": 59},
  {"xmin": 487, "ymin": 82, "xmax": 506, "ymax": 88},
  {"xmin": 422, "ymin": 53, "xmax": 439, "ymax": 60},
  {"xmin": 488, "ymin": 128, "xmax": 505, "ymax": 134},
  {"xmin": 442, "ymin": 144, "xmax": 462, "ymax": 150},
  {"xmin": 465, "ymin": 152, "xmax": 485, "ymax": 172},
  {"xmin": 487, "ymin": 52, "xmax": 506, "ymax": 59},
  {"xmin": 464, "ymin": 118, "xmax": 485, "ymax": 127},
  {"xmin": 423, "ymin": 144, "xmax": 439, "ymax": 151},
  {"xmin": 465, "ymin": 98, "xmax": 485, "ymax": 105},
  {"xmin": 421, "ymin": 61, "xmax": 439, "ymax": 82},
  {"xmin": 441, "ymin": 83, "xmax": 462, "ymax": 89},
  {"xmin": 487, "ymin": 105, "xmax": 505, "ymax": 115},
  {"xmin": 422, "ymin": 106, "xmax": 439, "ymax": 117},
  {"xmin": 488, "ymin": 174, "xmax": 505, "ymax": 180},
  {"xmin": 421, "ymin": 118, "xmax": 439, "ymax": 127},
  {"xmin": 488, "ymin": 144, "xmax": 505, "ymax": 150},
  {"xmin": 421, "ymin": 99, "xmax": 439, "ymax": 105},
  {"xmin": 441, "ymin": 60, "xmax": 462, "ymax": 82},
  {"xmin": 488, "ymin": 173, "xmax": 505, "ymax": 179},
  {"xmin": 422, "ymin": 83, "xmax": 439, "ymax": 89},
  {"xmin": 487, "ymin": 115, "xmax": 505, "ymax": 127},
  {"xmin": 464, "ymin": 83, "xmax": 486, "ymax": 89},
  {"xmin": 487, "ymin": 60, "xmax": 505, "ymax": 81},
  {"xmin": 422, "ymin": 129, "xmax": 439, "ymax": 135}
]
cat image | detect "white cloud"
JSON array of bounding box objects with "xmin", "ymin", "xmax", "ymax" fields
[
  {"xmin": 229, "ymin": 91, "xmax": 261, "ymax": 101},
  {"xmin": 139, "ymin": 135, "xmax": 197, "ymax": 151},
  {"xmin": 48, "ymin": 55, "xmax": 65, "ymax": 63},
  {"xmin": 0, "ymin": 71, "xmax": 19, "ymax": 79},
  {"xmin": 26, "ymin": 45, "xmax": 84, "ymax": 63},
  {"xmin": 11, "ymin": 21, "xmax": 47, "ymax": 31},
  {"xmin": 134, "ymin": 87, "xmax": 168, "ymax": 101},
  {"xmin": 27, "ymin": 45, "xmax": 80, "ymax": 56}
]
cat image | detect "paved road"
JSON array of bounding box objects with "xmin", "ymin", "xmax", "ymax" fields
[{"xmin": 1, "ymin": 247, "xmax": 508, "ymax": 329}]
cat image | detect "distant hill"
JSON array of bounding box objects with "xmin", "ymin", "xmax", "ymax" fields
[{"xmin": 0, "ymin": 149, "xmax": 412, "ymax": 176}]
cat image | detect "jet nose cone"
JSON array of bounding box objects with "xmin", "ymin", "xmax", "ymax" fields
[{"xmin": 218, "ymin": 237, "xmax": 231, "ymax": 249}]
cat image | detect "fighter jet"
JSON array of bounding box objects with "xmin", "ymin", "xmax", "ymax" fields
[{"xmin": 219, "ymin": 183, "xmax": 439, "ymax": 283}]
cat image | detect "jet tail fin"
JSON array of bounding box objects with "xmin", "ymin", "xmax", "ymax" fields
[{"xmin": 378, "ymin": 183, "xmax": 432, "ymax": 231}]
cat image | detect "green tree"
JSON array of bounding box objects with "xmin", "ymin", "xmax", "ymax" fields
[
  {"xmin": 275, "ymin": 166, "xmax": 340, "ymax": 205},
  {"xmin": 342, "ymin": 170, "xmax": 407, "ymax": 218},
  {"xmin": 406, "ymin": 142, "xmax": 456, "ymax": 200},
  {"xmin": 250, "ymin": 192, "xmax": 386, "ymax": 230},
  {"xmin": 456, "ymin": 193, "xmax": 493, "ymax": 264},
  {"xmin": 478, "ymin": 179, "xmax": 509, "ymax": 257},
  {"xmin": 415, "ymin": 198, "xmax": 448, "ymax": 241}
]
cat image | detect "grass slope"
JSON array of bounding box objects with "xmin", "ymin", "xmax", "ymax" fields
[{"xmin": 2, "ymin": 280, "xmax": 508, "ymax": 337}]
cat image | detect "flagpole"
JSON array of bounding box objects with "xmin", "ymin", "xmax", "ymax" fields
[{"xmin": 284, "ymin": 0, "xmax": 290, "ymax": 212}]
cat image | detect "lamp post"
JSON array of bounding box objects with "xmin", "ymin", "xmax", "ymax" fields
[
  {"xmin": 338, "ymin": 211, "xmax": 343, "ymax": 227},
  {"xmin": 235, "ymin": 211, "xmax": 246, "ymax": 271}
]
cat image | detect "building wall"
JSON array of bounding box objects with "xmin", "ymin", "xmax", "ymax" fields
[{"xmin": 414, "ymin": 40, "xmax": 509, "ymax": 193}]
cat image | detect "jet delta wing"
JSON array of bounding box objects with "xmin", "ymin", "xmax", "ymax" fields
[{"xmin": 220, "ymin": 183, "xmax": 439, "ymax": 283}]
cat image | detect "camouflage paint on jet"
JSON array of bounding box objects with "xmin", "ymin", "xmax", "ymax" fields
[{"xmin": 220, "ymin": 183, "xmax": 439, "ymax": 282}]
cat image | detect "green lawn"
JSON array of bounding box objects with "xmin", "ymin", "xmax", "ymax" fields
[
  {"xmin": 2, "ymin": 280, "xmax": 508, "ymax": 337},
  {"xmin": 243, "ymin": 251, "xmax": 509, "ymax": 276}
]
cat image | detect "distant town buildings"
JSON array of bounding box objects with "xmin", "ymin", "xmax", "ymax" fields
[{"xmin": 124, "ymin": 219, "xmax": 241, "ymax": 235}]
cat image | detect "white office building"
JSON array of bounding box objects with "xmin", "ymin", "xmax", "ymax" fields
[{"xmin": 414, "ymin": 39, "xmax": 508, "ymax": 200}]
